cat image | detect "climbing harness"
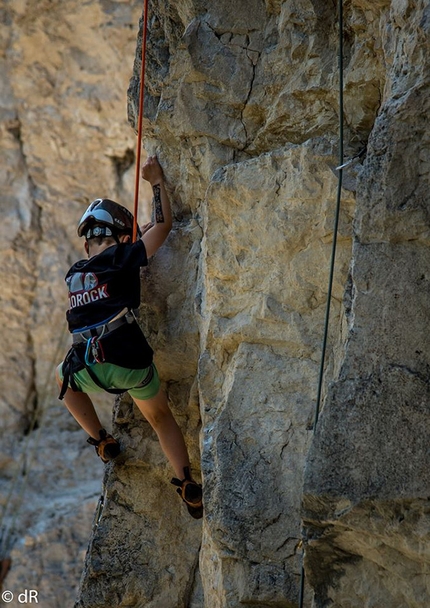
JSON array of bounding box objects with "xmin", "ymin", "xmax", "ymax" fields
[
  {"xmin": 298, "ymin": 1, "xmax": 345, "ymax": 606},
  {"xmin": 132, "ymin": 0, "xmax": 149, "ymax": 243},
  {"xmin": 59, "ymin": 310, "xmax": 140, "ymax": 399},
  {"xmin": 72, "ymin": 309, "xmax": 135, "ymax": 345},
  {"xmin": 60, "ymin": 345, "xmax": 156, "ymax": 401},
  {"xmin": 72, "ymin": 310, "xmax": 136, "ymax": 367},
  {"xmin": 171, "ymin": 467, "xmax": 203, "ymax": 520}
]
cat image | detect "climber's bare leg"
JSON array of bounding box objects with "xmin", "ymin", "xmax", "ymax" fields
[
  {"xmin": 56, "ymin": 369, "xmax": 103, "ymax": 440},
  {"xmin": 132, "ymin": 388, "xmax": 190, "ymax": 480}
]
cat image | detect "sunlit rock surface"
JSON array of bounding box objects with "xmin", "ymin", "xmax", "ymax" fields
[{"xmin": 2, "ymin": 1, "xmax": 429, "ymax": 607}]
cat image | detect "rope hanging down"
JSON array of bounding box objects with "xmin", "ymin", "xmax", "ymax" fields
[
  {"xmin": 132, "ymin": 0, "xmax": 149, "ymax": 243},
  {"xmin": 298, "ymin": 0, "xmax": 344, "ymax": 605},
  {"xmin": 313, "ymin": 0, "xmax": 344, "ymax": 429}
]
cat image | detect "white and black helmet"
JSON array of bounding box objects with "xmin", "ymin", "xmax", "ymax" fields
[{"xmin": 77, "ymin": 198, "xmax": 141, "ymax": 239}]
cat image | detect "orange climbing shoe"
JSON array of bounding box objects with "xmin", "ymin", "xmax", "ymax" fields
[
  {"xmin": 171, "ymin": 466, "xmax": 203, "ymax": 519},
  {"xmin": 87, "ymin": 429, "xmax": 121, "ymax": 463}
]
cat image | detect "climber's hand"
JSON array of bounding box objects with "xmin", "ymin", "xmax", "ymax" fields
[
  {"xmin": 141, "ymin": 155, "xmax": 164, "ymax": 185},
  {"xmin": 140, "ymin": 222, "xmax": 154, "ymax": 235}
]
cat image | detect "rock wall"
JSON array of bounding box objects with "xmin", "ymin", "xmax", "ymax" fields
[
  {"xmin": 77, "ymin": 0, "xmax": 400, "ymax": 607},
  {"xmin": 302, "ymin": 2, "xmax": 430, "ymax": 606},
  {"xmin": 0, "ymin": 1, "xmax": 145, "ymax": 605},
  {"xmin": 1, "ymin": 0, "xmax": 429, "ymax": 607}
]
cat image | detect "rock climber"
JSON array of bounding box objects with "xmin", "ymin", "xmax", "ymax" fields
[{"xmin": 55, "ymin": 155, "xmax": 202, "ymax": 519}]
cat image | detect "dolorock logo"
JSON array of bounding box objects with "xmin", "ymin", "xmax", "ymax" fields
[
  {"xmin": 67, "ymin": 272, "xmax": 109, "ymax": 309},
  {"xmin": 67, "ymin": 272, "xmax": 98, "ymax": 293},
  {"xmin": 69, "ymin": 285, "xmax": 109, "ymax": 308}
]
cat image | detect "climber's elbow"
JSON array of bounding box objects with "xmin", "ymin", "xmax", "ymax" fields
[{"xmin": 141, "ymin": 222, "xmax": 171, "ymax": 258}]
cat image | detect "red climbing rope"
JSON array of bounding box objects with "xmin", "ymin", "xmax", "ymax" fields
[{"xmin": 132, "ymin": 0, "xmax": 149, "ymax": 242}]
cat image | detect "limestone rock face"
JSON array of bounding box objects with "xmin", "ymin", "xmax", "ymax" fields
[
  {"xmin": 77, "ymin": 0, "xmax": 406, "ymax": 606},
  {"xmin": 302, "ymin": 2, "xmax": 430, "ymax": 604},
  {"xmin": 2, "ymin": 1, "xmax": 430, "ymax": 608},
  {"xmin": 196, "ymin": 145, "xmax": 353, "ymax": 607}
]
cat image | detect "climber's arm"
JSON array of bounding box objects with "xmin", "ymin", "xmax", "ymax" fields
[{"xmin": 140, "ymin": 156, "xmax": 173, "ymax": 258}]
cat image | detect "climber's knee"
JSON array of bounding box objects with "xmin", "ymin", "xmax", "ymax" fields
[{"xmin": 133, "ymin": 390, "xmax": 174, "ymax": 431}]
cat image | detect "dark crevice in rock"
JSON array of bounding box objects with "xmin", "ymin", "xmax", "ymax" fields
[
  {"xmin": 5, "ymin": 117, "xmax": 22, "ymax": 141},
  {"xmin": 22, "ymin": 350, "xmax": 40, "ymax": 437},
  {"xmin": 239, "ymin": 46, "xmax": 260, "ymax": 151},
  {"xmin": 110, "ymin": 148, "xmax": 135, "ymax": 190}
]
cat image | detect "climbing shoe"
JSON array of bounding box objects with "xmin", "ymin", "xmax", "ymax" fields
[
  {"xmin": 171, "ymin": 466, "xmax": 203, "ymax": 520},
  {"xmin": 87, "ymin": 429, "xmax": 121, "ymax": 463}
]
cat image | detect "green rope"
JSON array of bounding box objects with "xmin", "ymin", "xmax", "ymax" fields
[
  {"xmin": 314, "ymin": 0, "xmax": 344, "ymax": 430},
  {"xmin": 299, "ymin": 0, "xmax": 344, "ymax": 604}
]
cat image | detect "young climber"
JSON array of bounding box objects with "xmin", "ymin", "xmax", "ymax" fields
[{"xmin": 56, "ymin": 155, "xmax": 202, "ymax": 519}]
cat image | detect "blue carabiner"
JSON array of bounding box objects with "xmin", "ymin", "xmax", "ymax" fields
[{"xmin": 84, "ymin": 338, "xmax": 96, "ymax": 366}]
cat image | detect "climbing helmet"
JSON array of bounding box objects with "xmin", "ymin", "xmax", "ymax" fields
[{"xmin": 77, "ymin": 198, "xmax": 141, "ymax": 239}]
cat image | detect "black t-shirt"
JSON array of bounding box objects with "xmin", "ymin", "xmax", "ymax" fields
[{"xmin": 65, "ymin": 239, "xmax": 153, "ymax": 369}]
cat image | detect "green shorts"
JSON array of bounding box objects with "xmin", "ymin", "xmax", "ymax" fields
[{"xmin": 57, "ymin": 361, "xmax": 160, "ymax": 400}]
